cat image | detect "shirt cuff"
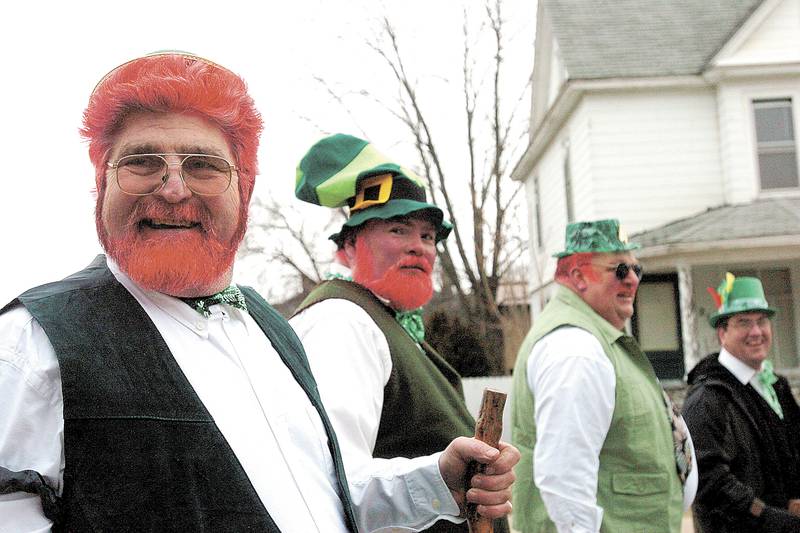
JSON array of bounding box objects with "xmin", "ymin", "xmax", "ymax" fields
[
  {"xmin": 349, "ymin": 452, "xmax": 464, "ymax": 532},
  {"xmin": 407, "ymin": 452, "xmax": 463, "ymax": 527},
  {"xmin": 540, "ymin": 489, "xmax": 604, "ymax": 533}
]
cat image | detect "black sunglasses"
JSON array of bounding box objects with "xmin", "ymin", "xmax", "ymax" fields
[{"xmin": 611, "ymin": 262, "xmax": 643, "ymax": 281}]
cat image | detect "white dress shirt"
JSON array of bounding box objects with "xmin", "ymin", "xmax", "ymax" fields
[
  {"xmin": 290, "ymin": 298, "xmax": 462, "ymax": 531},
  {"xmin": 0, "ymin": 261, "xmax": 458, "ymax": 533},
  {"xmin": 718, "ymin": 348, "xmax": 773, "ymax": 403},
  {"xmin": 526, "ymin": 327, "xmax": 698, "ymax": 533}
]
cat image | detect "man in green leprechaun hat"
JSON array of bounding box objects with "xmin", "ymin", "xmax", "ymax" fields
[
  {"xmin": 510, "ymin": 219, "xmax": 697, "ymax": 533},
  {"xmin": 290, "ymin": 133, "xmax": 510, "ymax": 533},
  {"xmin": 683, "ymin": 274, "xmax": 800, "ymax": 532}
]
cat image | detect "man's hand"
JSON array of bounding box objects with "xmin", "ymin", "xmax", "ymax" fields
[
  {"xmin": 788, "ymin": 499, "xmax": 800, "ymax": 517},
  {"xmin": 438, "ymin": 437, "xmax": 519, "ymax": 519}
]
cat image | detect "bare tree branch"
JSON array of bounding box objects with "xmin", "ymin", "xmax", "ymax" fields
[{"xmin": 244, "ymin": 0, "xmax": 533, "ymax": 374}]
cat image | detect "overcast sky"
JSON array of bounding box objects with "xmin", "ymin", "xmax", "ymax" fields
[{"xmin": 1, "ymin": 0, "xmax": 534, "ymax": 303}]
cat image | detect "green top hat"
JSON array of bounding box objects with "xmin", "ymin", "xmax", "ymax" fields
[
  {"xmin": 295, "ymin": 133, "xmax": 452, "ymax": 244},
  {"xmin": 707, "ymin": 273, "xmax": 776, "ymax": 327},
  {"xmin": 553, "ymin": 219, "xmax": 640, "ymax": 258}
]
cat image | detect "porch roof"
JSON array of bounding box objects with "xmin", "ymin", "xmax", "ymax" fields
[{"xmin": 632, "ymin": 197, "xmax": 800, "ymax": 247}]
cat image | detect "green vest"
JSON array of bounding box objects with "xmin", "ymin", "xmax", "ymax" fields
[
  {"xmin": 510, "ymin": 286, "xmax": 683, "ymax": 533},
  {"xmin": 297, "ymin": 280, "xmax": 510, "ymax": 533},
  {"xmin": 296, "ymin": 280, "xmax": 475, "ymax": 459}
]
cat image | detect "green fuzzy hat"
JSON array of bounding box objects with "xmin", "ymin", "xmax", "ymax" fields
[
  {"xmin": 707, "ymin": 273, "xmax": 776, "ymax": 328},
  {"xmin": 553, "ymin": 219, "xmax": 640, "ymax": 258},
  {"xmin": 295, "ymin": 133, "xmax": 452, "ymax": 244}
]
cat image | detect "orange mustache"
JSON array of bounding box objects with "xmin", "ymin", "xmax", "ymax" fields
[
  {"xmin": 395, "ymin": 256, "xmax": 433, "ymax": 274},
  {"xmin": 124, "ymin": 200, "xmax": 213, "ymax": 236}
]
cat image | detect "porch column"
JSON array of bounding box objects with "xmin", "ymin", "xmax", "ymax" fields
[{"xmin": 677, "ymin": 263, "xmax": 700, "ymax": 375}]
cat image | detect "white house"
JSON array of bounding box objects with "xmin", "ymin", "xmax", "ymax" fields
[{"xmin": 513, "ymin": 0, "xmax": 800, "ymax": 380}]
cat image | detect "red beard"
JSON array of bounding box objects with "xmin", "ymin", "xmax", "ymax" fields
[
  {"xmin": 352, "ymin": 244, "xmax": 434, "ymax": 311},
  {"xmin": 97, "ymin": 198, "xmax": 245, "ymax": 296}
]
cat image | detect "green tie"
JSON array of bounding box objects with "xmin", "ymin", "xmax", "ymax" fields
[
  {"xmin": 396, "ymin": 308, "xmax": 425, "ymax": 343},
  {"xmin": 757, "ymin": 360, "xmax": 784, "ymax": 419},
  {"xmin": 181, "ymin": 286, "xmax": 248, "ymax": 318}
]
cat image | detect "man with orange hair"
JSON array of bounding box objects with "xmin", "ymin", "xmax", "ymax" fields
[
  {"xmin": 0, "ymin": 52, "xmax": 517, "ymax": 532},
  {"xmin": 510, "ymin": 219, "xmax": 696, "ymax": 533}
]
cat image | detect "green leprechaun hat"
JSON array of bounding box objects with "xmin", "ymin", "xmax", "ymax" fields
[
  {"xmin": 553, "ymin": 219, "xmax": 640, "ymax": 258},
  {"xmin": 295, "ymin": 133, "xmax": 452, "ymax": 243},
  {"xmin": 707, "ymin": 273, "xmax": 776, "ymax": 328}
]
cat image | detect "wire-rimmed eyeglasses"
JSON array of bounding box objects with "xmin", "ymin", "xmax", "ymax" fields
[{"xmin": 107, "ymin": 153, "xmax": 237, "ymax": 196}]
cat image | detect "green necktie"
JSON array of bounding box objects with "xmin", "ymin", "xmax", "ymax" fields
[
  {"xmin": 396, "ymin": 308, "xmax": 425, "ymax": 343},
  {"xmin": 757, "ymin": 360, "xmax": 784, "ymax": 419},
  {"xmin": 181, "ymin": 285, "xmax": 248, "ymax": 318}
]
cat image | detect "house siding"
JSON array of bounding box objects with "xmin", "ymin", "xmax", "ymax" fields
[
  {"xmin": 526, "ymin": 88, "xmax": 727, "ymax": 304},
  {"xmin": 716, "ymin": 0, "xmax": 800, "ymax": 67},
  {"xmin": 584, "ymin": 88, "xmax": 725, "ymax": 232}
]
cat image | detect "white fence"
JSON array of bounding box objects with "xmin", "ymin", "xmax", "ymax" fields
[{"xmin": 462, "ymin": 375, "xmax": 515, "ymax": 443}]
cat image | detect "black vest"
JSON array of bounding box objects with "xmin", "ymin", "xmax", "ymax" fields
[{"xmin": 3, "ymin": 256, "xmax": 358, "ymax": 532}]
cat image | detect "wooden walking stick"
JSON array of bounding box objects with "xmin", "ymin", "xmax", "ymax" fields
[{"xmin": 465, "ymin": 388, "xmax": 507, "ymax": 533}]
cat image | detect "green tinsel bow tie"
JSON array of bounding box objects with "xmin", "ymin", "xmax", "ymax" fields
[
  {"xmin": 181, "ymin": 286, "xmax": 248, "ymax": 318},
  {"xmin": 395, "ymin": 308, "xmax": 425, "ymax": 343},
  {"xmin": 757, "ymin": 360, "xmax": 784, "ymax": 419}
]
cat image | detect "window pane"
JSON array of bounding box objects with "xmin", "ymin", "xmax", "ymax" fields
[
  {"xmin": 754, "ymin": 99, "xmax": 798, "ymax": 189},
  {"xmin": 754, "ymin": 101, "xmax": 795, "ymax": 143},
  {"xmin": 758, "ymin": 151, "xmax": 800, "ymax": 189},
  {"xmin": 635, "ymin": 282, "xmax": 679, "ymax": 352}
]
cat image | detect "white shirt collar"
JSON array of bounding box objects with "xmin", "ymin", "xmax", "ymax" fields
[
  {"xmin": 718, "ymin": 348, "xmax": 761, "ymax": 385},
  {"xmin": 325, "ymin": 262, "xmax": 352, "ymax": 280},
  {"xmin": 106, "ymin": 258, "xmax": 221, "ymax": 337}
]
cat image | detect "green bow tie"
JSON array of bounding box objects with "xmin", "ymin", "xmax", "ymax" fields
[
  {"xmin": 757, "ymin": 360, "xmax": 784, "ymax": 419},
  {"xmin": 181, "ymin": 286, "xmax": 248, "ymax": 318},
  {"xmin": 396, "ymin": 308, "xmax": 425, "ymax": 343}
]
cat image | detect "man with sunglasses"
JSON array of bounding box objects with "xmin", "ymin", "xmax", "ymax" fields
[
  {"xmin": 510, "ymin": 219, "xmax": 696, "ymax": 533},
  {"xmin": 683, "ymin": 274, "xmax": 800, "ymax": 532},
  {"xmin": 0, "ymin": 52, "xmax": 517, "ymax": 532}
]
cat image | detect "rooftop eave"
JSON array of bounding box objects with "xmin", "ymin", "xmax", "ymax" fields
[
  {"xmin": 512, "ymin": 74, "xmax": 709, "ymax": 182},
  {"xmin": 636, "ymin": 234, "xmax": 800, "ymax": 261},
  {"xmin": 703, "ymin": 61, "xmax": 800, "ymax": 83}
]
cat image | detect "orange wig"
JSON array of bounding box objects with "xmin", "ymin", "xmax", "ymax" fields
[{"xmin": 81, "ymin": 52, "xmax": 263, "ymax": 206}]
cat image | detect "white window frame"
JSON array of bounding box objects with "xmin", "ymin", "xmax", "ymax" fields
[{"xmin": 751, "ymin": 97, "xmax": 800, "ymax": 193}]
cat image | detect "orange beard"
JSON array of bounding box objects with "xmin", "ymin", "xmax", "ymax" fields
[
  {"xmin": 97, "ymin": 198, "xmax": 245, "ymax": 296},
  {"xmin": 352, "ymin": 244, "xmax": 434, "ymax": 311}
]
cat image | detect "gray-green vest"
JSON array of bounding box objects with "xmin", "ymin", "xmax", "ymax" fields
[
  {"xmin": 510, "ymin": 286, "xmax": 682, "ymax": 533},
  {"xmin": 296, "ymin": 280, "xmax": 509, "ymax": 533}
]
